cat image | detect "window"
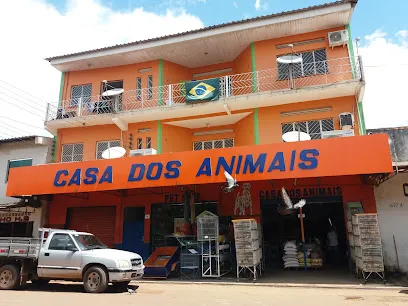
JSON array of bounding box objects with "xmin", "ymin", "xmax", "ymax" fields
[
  {"xmin": 100, "ymin": 80, "xmax": 123, "ymax": 94},
  {"xmin": 61, "ymin": 143, "xmax": 84, "ymax": 163},
  {"xmin": 138, "ymin": 67, "xmax": 152, "ymax": 73},
  {"xmin": 148, "ymin": 75, "xmax": 153, "ymax": 100},
  {"xmin": 6, "ymin": 158, "xmax": 33, "ymax": 182},
  {"xmin": 136, "ymin": 77, "xmax": 142, "ymax": 101},
  {"xmin": 72, "ymin": 234, "xmax": 107, "ymax": 251},
  {"xmin": 137, "ymin": 138, "xmax": 143, "ymax": 150},
  {"xmin": 49, "ymin": 234, "xmax": 76, "ymax": 251},
  {"xmin": 96, "ymin": 140, "xmax": 121, "ymax": 160},
  {"xmin": 278, "ymin": 49, "xmax": 328, "ymax": 80},
  {"xmin": 193, "ymin": 138, "xmax": 234, "ymax": 151},
  {"xmin": 281, "ymin": 118, "xmax": 334, "ymax": 140},
  {"xmin": 146, "ymin": 137, "xmax": 151, "ymax": 149},
  {"xmin": 71, "ymin": 84, "xmax": 92, "ymax": 107}
]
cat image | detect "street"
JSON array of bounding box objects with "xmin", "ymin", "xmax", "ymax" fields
[{"xmin": 1, "ymin": 282, "xmax": 408, "ymax": 306}]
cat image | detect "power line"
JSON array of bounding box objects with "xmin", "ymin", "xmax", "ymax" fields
[
  {"xmin": 0, "ymin": 116, "xmax": 46, "ymax": 130},
  {"xmin": 364, "ymin": 63, "xmax": 408, "ymax": 68},
  {"xmin": 0, "ymin": 120, "xmax": 49, "ymax": 137},
  {"xmin": 0, "ymin": 85, "xmax": 47, "ymax": 111},
  {"xmin": 0, "ymin": 121, "xmax": 30, "ymax": 136},
  {"xmin": 0, "ymin": 128, "xmax": 26, "ymax": 138},
  {"xmin": 0, "ymin": 130, "xmax": 17, "ymax": 138},
  {"xmin": 0, "ymin": 91, "xmax": 46, "ymax": 115},
  {"xmin": 0, "ymin": 79, "xmax": 46, "ymax": 103},
  {"xmin": 0, "ymin": 97, "xmax": 45, "ymax": 121}
]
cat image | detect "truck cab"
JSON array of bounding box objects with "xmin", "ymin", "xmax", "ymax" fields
[{"xmin": 0, "ymin": 229, "xmax": 144, "ymax": 293}]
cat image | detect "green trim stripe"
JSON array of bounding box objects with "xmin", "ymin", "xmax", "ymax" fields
[
  {"xmin": 157, "ymin": 120, "xmax": 162, "ymax": 154},
  {"xmin": 357, "ymin": 101, "xmax": 366, "ymax": 135},
  {"xmin": 345, "ymin": 24, "xmax": 356, "ymax": 78},
  {"xmin": 158, "ymin": 59, "xmax": 164, "ymax": 106},
  {"xmin": 157, "ymin": 59, "xmax": 164, "ymax": 151},
  {"xmin": 250, "ymin": 42, "xmax": 260, "ymax": 145},
  {"xmin": 58, "ymin": 72, "xmax": 65, "ymax": 106},
  {"xmin": 250, "ymin": 42, "xmax": 257, "ymax": 93},
  {"xmin": 52, "ymin": 72, "xmax": 65, "ymax": 163},
  {"xmin": 254, "ymin": 108, "xmax": 260, "ymax": 145}
]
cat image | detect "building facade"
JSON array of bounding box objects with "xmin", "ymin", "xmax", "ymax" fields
[
  {"xmin": 368, "ymin": 127, "xmax": 408, "ymax": 274},
  {"xmin": 0, "ymin": 136, "xmax": 53, "ymax": 237},
  {"xmin": 6, "ymin": 0, "xmax": 393, "ymax": 273}
]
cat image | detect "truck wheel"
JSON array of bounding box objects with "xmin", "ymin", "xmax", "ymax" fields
[
  {"xmin": 112, "ymin": 281, "xmax": 130, "ymax": 292},
  {"xmin": 83, "ymin": 267, "xmax": 108, "ymax": 293},
  {"xmin": 31, "ymin": 279, "xmax": 50, "ymax": 288},
  {"xmin": 0, "ymin": 265, "xmax": 20, "ymax": 290}
]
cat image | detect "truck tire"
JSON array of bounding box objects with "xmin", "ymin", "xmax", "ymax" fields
[
  {"xmin": 31, "ymin": 279, "xmax": 50, "ymax": 288},
  {"xmin": 112, "ymin": 281, "xmax": 130, "ymax": 292},
  {"xmin": 83, "ymin": 266, "xmax": 108, "ymax": 293},
  {"xmin": 0, "ymin": 264, "xmax": 20, "ymax": 290}
]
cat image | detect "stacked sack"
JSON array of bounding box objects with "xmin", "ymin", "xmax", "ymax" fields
[
  {"xmin": 298, "ymin": 250, "xmax": 323, "ymax": 268},
  {"xmin": 298, "ymin": 251, "xmax": 311, "ymax": 268},
  {"xmin": 282, "ymin": 241, "xmax": 300, "ymax": 268},
  {"xmin": 310, "ymin": 252, "xmax": 323, "ymax": 268}
]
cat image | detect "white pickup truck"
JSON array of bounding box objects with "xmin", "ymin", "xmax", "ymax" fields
[{"xmin": 0, "ymin": 228, "xmax": 144, "ymax": 293}]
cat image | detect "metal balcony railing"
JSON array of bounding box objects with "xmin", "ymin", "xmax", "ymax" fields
[{"xmin": 45, "ymin": 56, "xmax": 363, "ymax": 122}]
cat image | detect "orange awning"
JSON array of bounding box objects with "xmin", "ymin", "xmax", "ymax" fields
[{"xmin": 6, "ymin": 134, "xmax": 392, "ymax": 197}]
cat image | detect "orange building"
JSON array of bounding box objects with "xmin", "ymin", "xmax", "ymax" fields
[{"xmin": 8, "ymin": 0, "xmax": 392, "ymax": 274}]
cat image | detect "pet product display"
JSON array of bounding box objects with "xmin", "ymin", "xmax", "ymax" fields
[{"xmin": 283, "ymin": 241, "xmax": 300, "ymax": 268}]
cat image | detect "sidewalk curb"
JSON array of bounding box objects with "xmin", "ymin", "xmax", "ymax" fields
[{"xmin": 133, "ymin": 280, "xmax": 407, "ymax": 291}]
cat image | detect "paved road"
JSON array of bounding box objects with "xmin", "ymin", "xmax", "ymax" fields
[{"xmin": 1, "ymin": 282, "xmax": 408, "ymax": 306}]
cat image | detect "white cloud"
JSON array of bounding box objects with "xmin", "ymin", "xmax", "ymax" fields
[
  {"xmin": 0, "ymin": 0, "xmax": 203, "ymax": 138},
  {"xmin": 233, "ymin": 1, "xmax": 238, "ymax": 8},
  {"xmin": 359, "ymin": 29, "xmax": 408, "ymax": 129},
  {"xmin": 254, "ymin": 0, "xmax": 268, "ymax": 11},
  {"xmin": 255, "ymin": 0, "xmax": 261, "ymax": 10},
  {"xmin": 396, "ymin": 30, "xmax": 408, "ymax": 47},
  {"xmin": 159, "ymin": 0, "xmax": 207, "ymax": 7}
]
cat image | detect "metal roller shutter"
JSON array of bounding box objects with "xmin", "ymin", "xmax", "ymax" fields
[{"xmin": 67, "ymin": 206, "xmax": 116, "ymax": 248}]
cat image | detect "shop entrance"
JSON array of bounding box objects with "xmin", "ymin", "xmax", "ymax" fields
[
  {"xmin": 261, "ymin": 197, "xmax": 347, "ymax": 272},
  {"xmin": 150, "ymin": 202, "xmax": 217, "ymax": 251},
  {"xmin": 122, "ymin": 207, "xmax": 147, "ymax": 260},
  {"xmin": 67, "ymin": 206, "xmax": 115, "ymax": 247}
]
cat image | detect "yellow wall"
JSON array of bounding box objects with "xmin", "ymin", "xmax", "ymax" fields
[
  {"xmin": 235, "ymin": 113, "xmax": 255, "ymax": 146},
  {"xmin": 62, "ymin": 27, "xmax": 348, "ymax": 99},
  {"xmin": 258, "ymin": 96, "xmax": 359, "ymax": 144},
  {"xmin": 255, "ymin": 27, "xmax": 349, "ymax": 71},
  {"xmin": 62, "ymin": 61, "xmax": 159, "ymax": 100},
  {"xmin": 54, "ymin": 26, "xmax": 360, "ymax": 161},
  {"xmin": 162, "ymin": 124, "xmax": 192, "ymax": 153}
]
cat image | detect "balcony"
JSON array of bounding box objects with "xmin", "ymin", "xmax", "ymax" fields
[{"xmin": 45, "ymin": 56, "xmax": 364, "ymax": 133}]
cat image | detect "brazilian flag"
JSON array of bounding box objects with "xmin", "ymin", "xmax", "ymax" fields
[{"xmin": 185, "ymin": 78, "xmax": 220, "ymax": 103}]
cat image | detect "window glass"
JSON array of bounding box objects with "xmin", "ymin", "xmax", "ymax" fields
[{"xmin": 49, "ymin": 234, "xmax": 75, "ymax": 251}]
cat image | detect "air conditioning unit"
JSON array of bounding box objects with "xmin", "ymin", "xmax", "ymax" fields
[
  {"xmin": 322, "ymin": 130, "xmax": 355, "ymax": 139},
  {"xmin": 339, "ymin": 112, "xmax": 354, "ymax": 130},
  {"xmin": 129, "ymin": 148, "xmax": 157, "ymax": 156},
  {"xmin": 328, "ymin": 30, "xmax": 348, "ymax": 48}
]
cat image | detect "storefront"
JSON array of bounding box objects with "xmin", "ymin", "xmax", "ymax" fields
[
  {"xmin": 0, "ymin": 205, "xmax": 44, "ymax": 238},
  {"xmin": 6, "ymin": 134, "xmax": 393, "ymax": 279},
  {"xmin": 257, "ymin": 177, "xmax": 376, "ymax": 271}
]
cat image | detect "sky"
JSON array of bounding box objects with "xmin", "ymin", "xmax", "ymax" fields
[{"xmin": 0, "ymin": 0, "xmax": 407, "ymax": 139}]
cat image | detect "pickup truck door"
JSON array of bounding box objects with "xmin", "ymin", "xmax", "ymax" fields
[{"xmin": 38, "ymin": 233, "xmax": 82, "ymax": 279}]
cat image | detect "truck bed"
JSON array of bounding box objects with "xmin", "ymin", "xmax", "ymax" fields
[{"xmin": 0, "ymin": 237, "xmax": 42, "ymax": 259}]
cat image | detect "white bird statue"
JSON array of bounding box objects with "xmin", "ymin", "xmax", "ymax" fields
[
  {"xmin": 281, "ymin": 187, "xmax": 306, "ymax": 210},
  {"xmin": 222, "ymin": 170, "xmax": 238, "ymax": 193}
]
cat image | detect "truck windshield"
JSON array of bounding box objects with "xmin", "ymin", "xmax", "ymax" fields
[{"xmin": 72, "ymin": 234, "xmax": 107, "ymax": 250}]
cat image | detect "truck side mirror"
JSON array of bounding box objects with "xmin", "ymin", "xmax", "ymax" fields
[{"xmin": 66, "ymin": 244, "xmax": 78, "ymax": 252}]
